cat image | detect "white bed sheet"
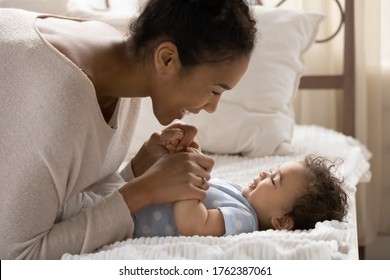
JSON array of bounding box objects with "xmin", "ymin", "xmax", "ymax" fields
[{"xmin": 62, "ymin": 125, "xmax": 371, "ymax": 260}]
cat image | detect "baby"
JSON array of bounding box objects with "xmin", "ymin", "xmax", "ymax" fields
[{"xmin": 133, "ymin": 128, "xmax": 349, "ymax": 237}]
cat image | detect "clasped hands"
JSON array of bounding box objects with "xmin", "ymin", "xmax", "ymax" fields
[{"xmin": 125, "ymin": 123, "xmax": 214, "ymax": 213}]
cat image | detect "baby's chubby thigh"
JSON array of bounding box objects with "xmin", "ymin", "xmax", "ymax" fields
[{"xmin": 133, "ymin": 203, "xmax": 178, "ymax": 238}]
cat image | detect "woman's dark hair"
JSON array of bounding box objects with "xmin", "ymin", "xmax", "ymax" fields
[
  {"xmin": 127, "ymin": 0, "xmax": 257, "ymax": 67},
  {"xmin": 287, "ymin": 155, "xmax": 349, "ymax": 230}
]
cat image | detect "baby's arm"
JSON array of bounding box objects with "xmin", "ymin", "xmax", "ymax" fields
[{"xmin": 161, "ymin": 128, "xmax": 225, "ymax": 236}]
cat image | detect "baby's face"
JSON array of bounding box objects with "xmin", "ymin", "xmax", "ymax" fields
[{"xmin": 242, "ymin": 161, "xmax": 307, "ymax": 230}]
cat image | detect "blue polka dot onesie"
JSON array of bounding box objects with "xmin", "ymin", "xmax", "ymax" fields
[{"xmin": 134, "ymin": 178, "xmax": 258, "ymax": 237}]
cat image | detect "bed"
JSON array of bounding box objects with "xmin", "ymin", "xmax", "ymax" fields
[{"xmin": 62, "ymin": 0, "xmax": 371, "ymax": 260}]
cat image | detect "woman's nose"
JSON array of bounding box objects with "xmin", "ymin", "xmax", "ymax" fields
[{"xmin": 203, "ymin": 96, "xmax": 220, "ymax": 113}]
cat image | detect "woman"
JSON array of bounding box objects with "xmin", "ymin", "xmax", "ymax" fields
[{"xmin": 0, "ymin": 0, "xmax": 256, "ymax": 259}]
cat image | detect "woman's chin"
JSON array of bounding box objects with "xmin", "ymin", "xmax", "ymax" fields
[{"xmin": 174, "ymin": 110, "xmax": 188, "ymax": 122}]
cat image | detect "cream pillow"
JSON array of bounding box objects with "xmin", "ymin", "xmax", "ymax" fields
[
  {"xmin": 182, "ymin": 6, "xmax": 324, "ymax": 157},
  {"xmin": 67, "ymin": 0, "xmax": 141, "ymax": 33},
  {"xmin": 128, "ymin": 6, "xmax": 323, "ymax": 157}
]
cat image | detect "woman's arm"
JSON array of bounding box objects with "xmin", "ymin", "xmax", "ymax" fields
[{"xmin": 173, "ymin": 199, "xmax": 225, "ymax": 236}]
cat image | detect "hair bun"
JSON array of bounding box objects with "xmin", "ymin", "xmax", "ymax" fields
[{"xmin": 129, "ymin": 0, "xmax": 256, "ymax": 67}]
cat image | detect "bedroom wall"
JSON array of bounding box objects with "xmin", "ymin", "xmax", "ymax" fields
[
  {"xmin": 365, "ymin": 64, "xmax": 390, "ymax": 260},
  {"xmin": 353, "ymin": 0, "xmax": 389, "ymax": 259}
]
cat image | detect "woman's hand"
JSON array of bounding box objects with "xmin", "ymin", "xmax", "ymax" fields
[
  {"xmin": 130, "ymin": 132, "xmax": 167, "ymax": 178},
  {"xmin": 131, "ymin": 123, "xmax": 200, "ymax": 177},
  {"xmin": 119, "ymin": 151, "xmax": 215, "ymax": 213}
]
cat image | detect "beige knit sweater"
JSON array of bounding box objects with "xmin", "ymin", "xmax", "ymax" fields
[{"xmin": 0, "ymin": 8, "xmax": 141, "ymax": 259}]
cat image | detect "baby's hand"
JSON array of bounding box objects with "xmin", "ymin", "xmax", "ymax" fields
[
  {"xmin": 186, "ymin": 146, "xmax": 202, "ymax": 154},
  {"xmin": 160, "ymin": 128, "xmax": 185, "ymax": 153}
]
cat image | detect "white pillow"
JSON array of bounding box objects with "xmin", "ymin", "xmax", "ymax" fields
[
  {"xmin": 182, "ymin": 6, "xmax": 324, "ymax": 157},
  {"xmin": 129, "ymin": 6, "xmax": 323, "ymax": 157},
  {"xmin": 67, "ymin": 0, "xmax": 141, "ymax": 33}
]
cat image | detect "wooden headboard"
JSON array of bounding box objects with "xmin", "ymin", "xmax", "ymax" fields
[{"xmin": 256, "ymin": 0, "xmax": 355, "ymax": 137}]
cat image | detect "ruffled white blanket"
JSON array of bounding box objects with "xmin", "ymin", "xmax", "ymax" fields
[{"xmin": 62, "ymin": 125, "xmax": 371, "ymax": 260}]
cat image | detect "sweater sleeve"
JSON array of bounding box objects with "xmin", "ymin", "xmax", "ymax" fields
[
  {"xmin": 120, "ymin": 160, "xmax": 136, "ymax": 181},
  {"xmin": 0, "ymin": 148, "xmax": 134, "ymax": 260},
  {"xmin": 52, "ymin": 191, "xmax": 134, "ymax": 258}
]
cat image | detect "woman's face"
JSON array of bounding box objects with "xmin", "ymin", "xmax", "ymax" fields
[{"xmin": 151, "ymin": 55, "xmax": 250, "ymax": 125}]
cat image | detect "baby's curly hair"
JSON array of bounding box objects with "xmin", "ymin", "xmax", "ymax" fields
[{"xmin": 287, "ymin": 155, "xmax": 348, "ymax": 230}]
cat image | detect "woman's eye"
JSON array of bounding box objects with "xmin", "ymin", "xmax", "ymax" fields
[{"xmin": 212, "ymin": 91, "xmax": 221, "ymax": 96}]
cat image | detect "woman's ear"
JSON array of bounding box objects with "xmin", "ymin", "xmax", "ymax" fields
[
  {"xmin": 153, "ymin": 42, "xmax": 180, "ymax": 76},
  {"xmin": 271, "ymin": 215, "xmax": 294, "ymax": 230}
]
